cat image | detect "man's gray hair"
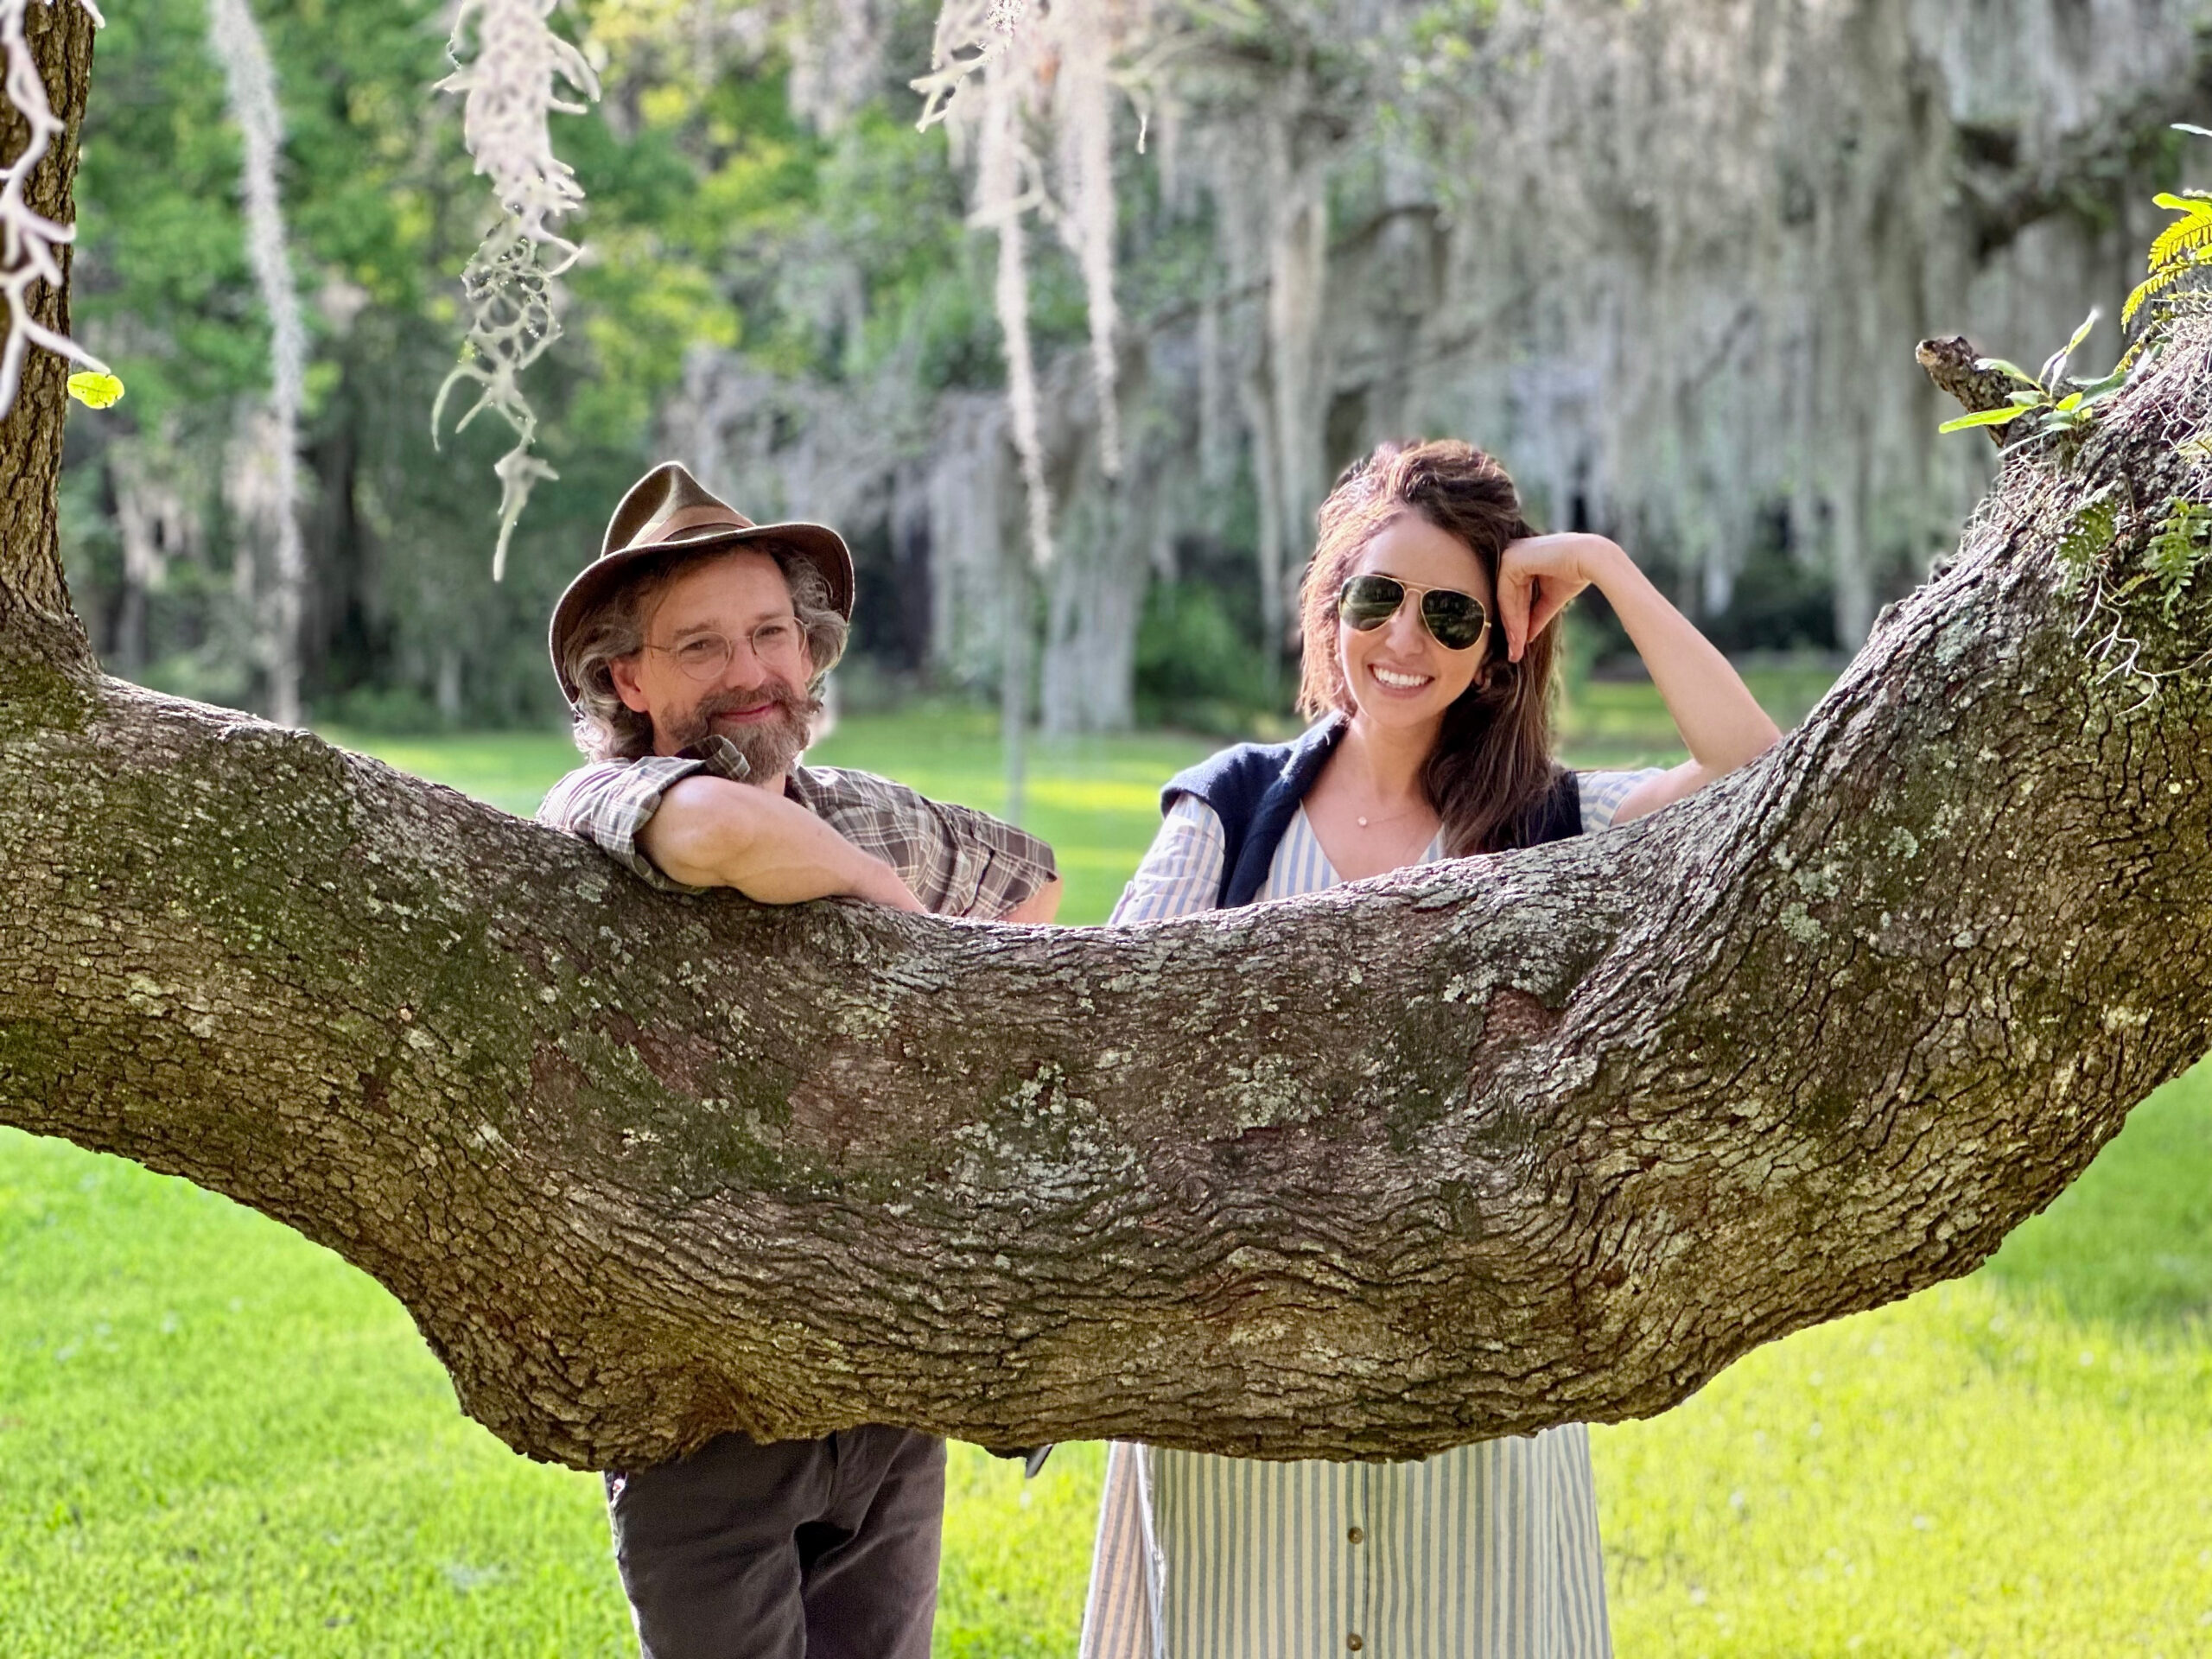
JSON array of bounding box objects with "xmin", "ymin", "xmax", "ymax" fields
[{"xmin": 562, "ymin": 544, "xmax": 849, "ymax": 761}]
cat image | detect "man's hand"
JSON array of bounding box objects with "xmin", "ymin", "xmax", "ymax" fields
[{"xmin": 639, "ymin": 776, "xmax": 925, "ymax": 910}]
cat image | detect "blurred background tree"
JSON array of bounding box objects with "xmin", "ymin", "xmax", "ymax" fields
[{"xmin": 57, "ymin": 0, "xmax": 2211, "ymax": 741}]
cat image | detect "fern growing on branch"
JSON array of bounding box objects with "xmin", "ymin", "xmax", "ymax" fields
[
  {"xmin": 2145, "ymin": 496, "xmax": 2212, "ymax": 619},
  {"xmin": 2120, "ymin": 124, "xmax": 2212, "ymax": 361}
]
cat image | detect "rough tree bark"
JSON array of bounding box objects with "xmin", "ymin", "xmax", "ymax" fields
[{"xmin": 5, "ymin": 11, "xmax": 2211, "ymax": 1474}]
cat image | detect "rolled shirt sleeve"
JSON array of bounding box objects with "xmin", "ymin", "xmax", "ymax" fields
[
  {"xmin": 537, "ymin": 756, "xmax": 710, "ymax": 893},
  {"xmin": 794, "ymin": 767, "xmax": 1057, "ymax": 921},
  {"xmin": 1574, "ymin": 766, "xmax": 1667, "ymax": 832}
]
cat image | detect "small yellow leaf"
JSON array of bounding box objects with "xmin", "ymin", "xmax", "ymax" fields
[{"xmin": 67, "ymin": 371, "xmax": 124, "ymax": 410}]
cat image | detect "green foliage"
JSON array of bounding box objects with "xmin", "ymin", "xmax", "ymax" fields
[
  {"xmin": 2145, "ymin": 495, "xmax": 2212, "ymax": 618},
  {"xmin": 59, "ymin": 1, "xmax": 985, "ymax": 728},
  {"xmin": 2125, "ymin": 190, "xmax": 2212, "ymax": 332},
  {"xmin": 65, "ymin": 372, "xmax": 124, "ymax": 410},
  {"xmin": 1936, "ymin": 402, "xmax": 2031, "ymax": 435},
  {"xmin": 1397, "ymin": 0, "xmax": 1504, "ymax": 95},
  {"xmin": 59, "ymin": 0, "xmax": 1219, "ymax": 728},
  {"xmin": 74, "ymin": 0, "xmax": 474, "ymax": 423},
  {"xmin": 1949, "ymin": 128, "xmax": 2212, "ymax": 464},
  {"xmin": 1134, "ymin": 578, "xmax": 1285, "ymax": 734},
  {"xmin": 2054, "ymin": 488, "xmax": 2120, "ymax": 591},
  {"xmin": 2044, "ymin": 489, "xmax": 2205, "ymax": 695}
]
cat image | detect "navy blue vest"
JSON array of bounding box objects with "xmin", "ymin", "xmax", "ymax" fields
[{"xmin": 1163, "ymin": 716, "xmax": 1584, "ymax": 908}]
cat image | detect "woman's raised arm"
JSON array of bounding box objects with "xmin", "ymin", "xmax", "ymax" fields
[{"xmin": 1497, "ymin": 531, "xmax": 1781, "ymax": 823}]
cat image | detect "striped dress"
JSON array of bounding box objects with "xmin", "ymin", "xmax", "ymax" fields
[{"xmin": 1080, "ymin": 769, "xmax": 1657, "ymax": 1659}]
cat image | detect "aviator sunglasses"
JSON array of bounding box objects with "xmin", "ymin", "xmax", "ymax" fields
[{"xmin": 1336, "ymin": 573, "xmax": 1491, "ymax": 651}]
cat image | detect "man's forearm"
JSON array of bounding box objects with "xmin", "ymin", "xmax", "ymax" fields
[
  {"xmin": 639, "ymin": 776, "xmax": 923, "ymax": 909},
  {"xmin": 1001, "ymin": 874, "xmax": 1063, "ymax": 924}
]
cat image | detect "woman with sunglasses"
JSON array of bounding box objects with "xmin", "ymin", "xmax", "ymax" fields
[{"xmin": 1079, "ymin": 439, "xmax": 1779, "ymax": 1659}]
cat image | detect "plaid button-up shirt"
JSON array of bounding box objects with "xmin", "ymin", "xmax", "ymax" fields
[{"xmin": 537, "ymin": 733, "xmax": 1057, "ymax": 920}]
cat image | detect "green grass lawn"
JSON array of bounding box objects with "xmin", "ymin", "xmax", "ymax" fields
[{"xmin": 5, "ymin": 689, "xmax": 2209, "ymax": 1655}]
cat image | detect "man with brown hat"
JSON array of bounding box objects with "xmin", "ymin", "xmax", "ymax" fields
[{"xmin": 537, "ymin": 461, "xmax": 1062, "ymax": 1658}]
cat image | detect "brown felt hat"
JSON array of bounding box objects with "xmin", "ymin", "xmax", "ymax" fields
[{"xmin": 549, "ymin": 461, "xmax": 855, "ymax": 702}]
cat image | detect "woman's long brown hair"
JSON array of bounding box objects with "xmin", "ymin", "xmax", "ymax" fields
[{"xmin": 1295, "ymin": 439, "xmax": 1563, "ymax": 857}]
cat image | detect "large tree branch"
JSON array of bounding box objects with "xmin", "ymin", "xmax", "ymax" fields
[
  {"xmin": 5, "ymin": 3, "xmax": 2210, "ymax": 1471},
  {"xmin": 0, "ymin": 0, "xmax": 93, "ymax": 671},
  {"xmin": 6, "ymin": 338, "xmax": 2211, "ymax": 1467}
]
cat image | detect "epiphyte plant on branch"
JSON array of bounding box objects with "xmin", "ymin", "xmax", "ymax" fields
[
  {"xmin": 1931, "ymin": 124, "xmax": 2212, "ymax": 706},
  {"xmin": 1936, "ymin": 308, "xmax": 2128, "ymax": 458},
  {"xmin": 433, "ymin": 0, "xmax": 601, "ymax": 581},
  {"xmin": 1939, "ymin": 125, "xmax": 2212, "ymax": 461},
  {"xmin": 2122, "ymin": 124, "xmax": 2212, "ymax": 350}
]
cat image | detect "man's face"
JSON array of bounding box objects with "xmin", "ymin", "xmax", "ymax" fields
[{"xmin": 607, "ymin": 550, "xmax": 821, "ymax": 779}]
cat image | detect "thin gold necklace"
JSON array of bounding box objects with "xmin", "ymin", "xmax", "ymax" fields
[
  {"xmin": 1354, "ymin": 815, "xmax": 1437, "ymax": 873},
  {"xmin": 1353, "ymin": 803, "xmax": 1427, "ymax": 829}
]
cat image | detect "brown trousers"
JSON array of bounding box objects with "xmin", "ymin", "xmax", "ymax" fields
[{"xmin": 606, "ymin": 1425, "xmax": 946, "ymax": 1659}]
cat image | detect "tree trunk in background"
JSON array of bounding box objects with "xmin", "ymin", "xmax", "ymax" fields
[
  {"xmin": 1040, "ymin": 523, "xmax": 1142, "ymax": 734},
  {"xmin": 10, "ymin": 0, "xmax": 2212, "ymax": 1478},
  {"xmin": 225, "ymin": 404, "xmax": 306, "ymax": 726},
  {"xmin": 1001, "ymin": 546, "xmax": 1030, "ymax": 823},
  {"xmin": 1259, "ymin": 112, "xmax": 1329, "ymax": 630},
  {"xmin": 1039, "ymin": 346, "xmax": 1184, "ymax": 735}
]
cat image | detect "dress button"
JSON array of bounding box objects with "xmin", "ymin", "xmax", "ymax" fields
[
  {"xmin": 1347, "ymin": 1637, "xmax": 1364, "ymax": 1653},
  {"xmin": 1347, "ymin": 1525, "xmax": 1366, "ymax": 1544}
]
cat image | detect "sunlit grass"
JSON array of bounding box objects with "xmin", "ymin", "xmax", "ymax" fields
[
  {"xmin": 938, "ymin": 1443, "xmax": 1106, "ymax": 1658},
  {"xmin": 1596, "ymin": 1072, "xmax": 2212, "ymax": 1656},
  {"xmin": 0, "ymin": 1132, "xmax": 633, "ymax": 1656},
  {"xmin": 6, "ymin": 690, "xmax": 2207, "ymax": 1654},
  {"xmin": 1560, "ymin": 659, "xmax": 1847, "ymax": 770},
  {"xmin": 335, "ymin": 729, "xmax": 585, "ymax": 819},
  {"xmin": 799, "ymin": 706, "xmax": 1214, "ymax": 923}
]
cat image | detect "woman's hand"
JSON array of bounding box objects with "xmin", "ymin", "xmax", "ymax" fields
[
  {"xmin": 1500, "ymin": 532, "xmax": 1781, "ymax": 823},
  {"xmin": 1495, "ymin": 533, "xmax": 1624, "ymax": 663}
]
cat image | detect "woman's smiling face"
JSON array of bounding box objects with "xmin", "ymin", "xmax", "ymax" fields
[{"xmin": 1336, "ymin": 512, "xmax": 1495, "ymax": 734}]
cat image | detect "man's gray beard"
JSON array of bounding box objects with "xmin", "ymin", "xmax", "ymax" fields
[{"xmin": 663, "ymin": 682, "xmax": 819, "ymax": 779}]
